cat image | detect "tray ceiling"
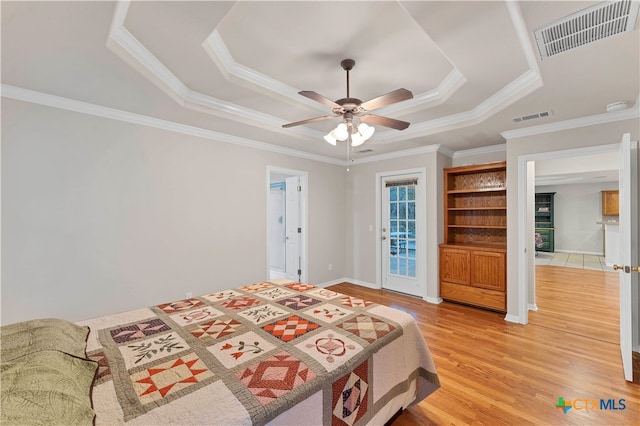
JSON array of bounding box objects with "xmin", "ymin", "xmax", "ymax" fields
[{"xmin": 1, "ymin": 1, "xmax": 638, "ymax": 162}]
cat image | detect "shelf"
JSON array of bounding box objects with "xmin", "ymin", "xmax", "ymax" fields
[
  {"xmin": 441, "ymin": 242, "xmax": 506, "ymax": 250},
  {"xmin": 446, "ymin": 187, "xmax": 506, "ymax": 194},
  {"xmin": 444, "ymin": 161, "xmax": 507, "ymax": 247},
  {"xmin": 447, "ymin": 225, "xmax": 506, "ymax": 229},
  {"xmin": 448, "ymin": 207, "xmax": 507, "ymax": 211}
]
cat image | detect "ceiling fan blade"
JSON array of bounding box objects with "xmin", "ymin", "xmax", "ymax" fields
[
  {"xmin": 360, "ymin": 88, "xmax": 413, "ymax": 111},
  {"xmin": 282, "ymin": 115, "xmax": 336, "ymax": 128},
  {"xmin": 298, "ymin": 91, "xmax": 342, "ymax": 109},
  {"xmin": 360, "ymin": 114, "xmax": 410, "ymax": 130}
]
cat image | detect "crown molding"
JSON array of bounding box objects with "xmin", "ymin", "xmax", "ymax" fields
[
  {"xmin": 1, "ymin": 84, "xmax": 345, "ymax": 166},
  {"xmin": 501, "ymin": 99, "xmax": 640, "ymax": 140},
  {"xmin": 453, "ymin": 143, "xmax": 507, "ymax": 158},
  {"xmin": 350, "ymin": 144, "xmax": 448, "ymax": 165},
  {"xmin": 202, "ymin": 29, "xmax": 327, "ymax": 113},
  {"xmin": 2, "ymin": 83, "xmax": 460, "ymax": 167},
  {"xmin": 106, "ymin": 0, "xmax": 543, "ymax": 145}
]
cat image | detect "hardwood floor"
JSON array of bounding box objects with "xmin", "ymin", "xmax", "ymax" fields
[
  {"xmin": 529, "ymin": 265, "xmax": 620, "ymax": 344},
  {"xmin": 327, "ymin": 266, "xmax": 640, "ymax": 425}
]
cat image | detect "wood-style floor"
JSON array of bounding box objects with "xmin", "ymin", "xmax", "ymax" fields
[{"xmin": 327, "ymin": 266, "xmax": 640, "ymax": 425}]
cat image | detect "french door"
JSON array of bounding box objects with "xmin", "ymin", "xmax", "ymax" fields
[{"xmin": 380, "ymin": 171, "xmax": 425, "ymax": 297}]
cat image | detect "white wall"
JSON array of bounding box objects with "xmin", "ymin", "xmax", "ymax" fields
[
  {"xmin": 1, "ymin": 99, "xmax": 346, "ymax": 324},
  {"xmin": 345, "ymin": 149, "xmax": 451, "ymax": 302},
  {"xmin": 535, "ymin": 181, "xmax": 619, "ymax": 255}
]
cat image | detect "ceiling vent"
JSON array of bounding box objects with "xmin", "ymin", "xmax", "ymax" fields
[
  {"xmin": 534, "ymin": 0, "xmax": 639, "ymax": 60},
  {"xmin": 512, "ymin": 110, "xmax": 552, "ymax": 123},
  {"xmin": 355, "ymin": 149, "xmax": 374, "ymax": 154}
]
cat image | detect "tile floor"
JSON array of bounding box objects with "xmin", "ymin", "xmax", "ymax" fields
[{"xmin": 534, "ymin": 251, "xmax": 612, "ymax": 271}]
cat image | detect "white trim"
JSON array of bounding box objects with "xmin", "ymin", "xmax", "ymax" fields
[
  {"xmin": 553, "ymin": 249, "xmax": 605, "ymax": 256},
  {"xmin": 501, "ymin": 97, "xmax": 640, "ymax": 139},
  {"xmin": 105, "ymin": 0, "xmax": 546, "ymax": 145},
  {"xmin": 453, "ymin": 143, "xmax": 506, "ymax": 158},
  {"xmin": 528, "ymin": 304, "xmax": 538, "ymax": 311},
  {"xmin": 425, "ymin": 296, "xmax": 443, "ymax": 305},
  {"xmin": 266, "ymin": 167, "xmax": 309, "ymax": 284},
  {"xmin": 315, "ymin": 278, "xmax": 379, "ymax": 290},
  {"xmin": 352, "ymin": 144, "xmax": 448, "ymax": 165},
  {"xmin": 202, "ymin": 29, "xmax": 327, "ymax": 114},
  {"xmin": 1, "ymin": 84, "xmax": 344, "ymax": 166},
  {"xmin": 516, "ymin": 143, "xmax": 621, "ymax": 326},
  {"xmin": 516, "ymin": 154, "xmax": 531, "ymax": 324},
  {"xmin": 376, "ymin": 168, "xmax": 427, "ymax": 298},
  {"xmin": 504, "ymin": 314, "xmax": 521, "ymax": 323},
  {"xmin": 340, "ymin": 279, "xmax": 380, "ymax": 290},
  {"xmin": 374, "ymin": 69, "xmax": 466, "ymax": 116}
]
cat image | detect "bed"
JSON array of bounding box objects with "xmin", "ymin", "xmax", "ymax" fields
[{"xmin": 1, "ymin": 279, "xmax": 440, "ymax": 425}]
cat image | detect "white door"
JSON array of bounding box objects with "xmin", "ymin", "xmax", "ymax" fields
[
  {"xmin": 616, "ymin": 133, "xmax": 638, "ymax": 382},
  {"xmin": 268, "ymin": 183, "xmax": 286, "ymax": 272},
  {"xmin": 381, "ymin": 173, "xmax": 423, "ymax": 297},
  {"xmin": 285, "ymin": 176, "xmax": 302, "ymax": 281}
]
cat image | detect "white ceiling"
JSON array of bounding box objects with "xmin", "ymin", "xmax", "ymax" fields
[
  {"xmin": 1, "ymin": 1, "xmax": 639, "ymax": 163},
  {"xmin": 536, "ymin": 151, "xmax": 620, "ymax": 185}
]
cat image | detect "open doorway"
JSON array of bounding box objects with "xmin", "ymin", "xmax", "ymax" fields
[
  {"xmin": 267, "ymin": 167, "xmax": 307, "ymax": 282},
  {"xmin": 533, "ymin": 151, "xmax": 619, "ymax": 271},
  {"xmin": 517, "ymin": 143, "xmax": 620, "ymax": 322}
]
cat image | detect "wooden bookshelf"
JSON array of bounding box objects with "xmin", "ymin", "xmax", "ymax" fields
[{"xmin": 440, "ymin": 161, "xmax": 507, "ymax": 312}]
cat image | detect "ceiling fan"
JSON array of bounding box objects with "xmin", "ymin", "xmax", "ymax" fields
[{"xmin": 282, "ymin": 59, "xmax": 413, "ymax": 146}]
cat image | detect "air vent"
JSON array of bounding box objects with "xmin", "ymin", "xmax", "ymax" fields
[
  {"xmin": 355, "ymin": 149, "xmax": 374, "ymax": 154},
  {"xmin": 534, "ymin": 0, "xmax": 639, "ymax": 60},
  {"xmin": 512, "ymin": 110, "xmax": 553, "ymax": 123}
]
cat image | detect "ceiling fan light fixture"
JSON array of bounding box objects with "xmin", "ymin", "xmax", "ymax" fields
[
  {"xmin": 282, "ymin": 59, "xmax": 413, "ymax": 155},
  {"xmin": 358, "ymin": 123, "xmax": 375, "ymax": 140},
  {"xmin": 334, "ymin": 123, "xmax": 349, "ymax": 141},
  {"xmin": 350, "ymin": 132, "xmax": 364, "ymax": 147},
  {"xmin": 323, "ymin": 132, "xmax": 337, "ymax": 145}
]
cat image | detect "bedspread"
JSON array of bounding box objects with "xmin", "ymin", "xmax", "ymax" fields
[{"xmin": 78, "ymin": 280, "xmax": 439, "ymax": 425}]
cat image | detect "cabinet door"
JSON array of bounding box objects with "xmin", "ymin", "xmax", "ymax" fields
[
  {"xmin": 471, "ymin": 251, "xmax": 506, "ymax": 291},
  {"xmin": 440, "ymin": 247, "xmax": 470, "ymax": 285},
  {"xmin": 602, "ymin": 191, "xmax": 619, "ymax": 216}
]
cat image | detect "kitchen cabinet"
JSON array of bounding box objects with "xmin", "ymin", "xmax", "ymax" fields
[
  {"xmin": 535, "ymin": 192, "xmax": 555, "ymax": 252},
  {"xmin": 602, "ymin": 190, "xmax": 619, "ymax": 216}
]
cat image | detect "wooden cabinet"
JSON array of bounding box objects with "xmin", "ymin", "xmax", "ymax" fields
[
  {"xmin": 535, "ymin": 192, "xmax": 555, "ymax": 252},
  {"xmin": 440, "ymin": 245, "xmax": 506, "ymax": 312},
  {"xmin": 602, "ymin": 190, "xmax": 619, "ymax": 216},
  {"xmin": 440, "ymin": 161, "xmax": 507, "ymax": 312}
]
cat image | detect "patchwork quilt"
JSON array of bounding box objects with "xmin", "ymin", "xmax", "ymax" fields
[{"xmin": 78, "ymin": 280, "xmax": 440, "ymax": 425}]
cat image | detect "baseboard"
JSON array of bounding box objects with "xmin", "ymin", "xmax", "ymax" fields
[
  {"xmin": 528, "ymin": 304, "xmax": 538, "ymax": 311},
  {"xmin": 317, "ymin": 278, "xmax": 380, "ymax": 290},
  {"xmin": 554, "ymin": 249, "xmax": 604, "ymax": 256},
  {"xmin": 425, "ymin": 296, "xmax": 443, "ymax": 304},
  {"xmin": 504, "ymin": 313, "xmax": 522, "ymax": 324}
]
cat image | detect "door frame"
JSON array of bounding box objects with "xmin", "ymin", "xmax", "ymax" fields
[
  {"xmin": 516, "ymin": 143, "xmax": 621, "ymax": 324},
  {"xmin": 266, "ymin": 166, "xmax": 308, "ymax": 282},
  {"xmin": 376, "ymin": 168, "xmax": 427, "ymax": 298}
]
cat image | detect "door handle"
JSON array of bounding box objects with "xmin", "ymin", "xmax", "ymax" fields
[{"xmin": 613, "ymin": 264, "xmax": 640, "ymax": 273}]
